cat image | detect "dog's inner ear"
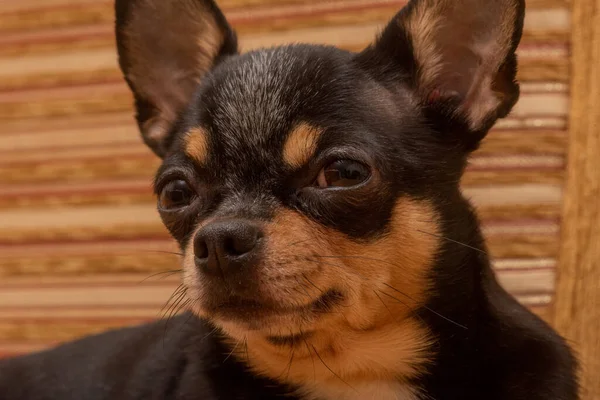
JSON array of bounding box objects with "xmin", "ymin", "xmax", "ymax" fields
[
  {"xmin": 366, "ymin": 0, "xmax": 523, "ymax": 134},
  {"xmin": 116, "ymin": 0, "xmax": 237, "ymax": 157}
]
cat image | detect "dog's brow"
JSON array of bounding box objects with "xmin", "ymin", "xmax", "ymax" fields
[
  {"xmin": 184, "ymin": 127, "xmax": 209, "ymax": 165},
  {"xmin": 283, "ymin": 122, "xmax": 324, "ymax": 168}
]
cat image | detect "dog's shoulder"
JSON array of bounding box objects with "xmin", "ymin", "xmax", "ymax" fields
[
  {"xmin": 0, "ymin": 316, "xmax": 190, "ymax": 399},
  {"xmin": 0, "ymin": 315, "xmax": 295, "ymax": 400}
]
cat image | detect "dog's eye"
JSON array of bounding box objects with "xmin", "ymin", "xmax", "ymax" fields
[
  {"xmin": 159, "ymin": 180, "xmax": 195, "ymax": 210},
  {"xmin": 315, "ymin": 160, "xmax": 370, "ymax": 188}
]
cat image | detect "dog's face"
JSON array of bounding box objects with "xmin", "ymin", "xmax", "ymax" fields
[
  {"xmin": 116, "ymin": 0, "xmax": 524, "ymax": 390},
  {"xmin": 158, "ymin": 47, "xmax": 444, "ymax": 330}
]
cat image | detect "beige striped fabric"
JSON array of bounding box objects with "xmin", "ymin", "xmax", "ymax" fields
[{"xmin": 0, "ymin": 0, "xmax": 570, "ymax": 358}]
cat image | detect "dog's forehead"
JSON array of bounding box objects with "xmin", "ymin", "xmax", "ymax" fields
[
  {"xmin": 178, "ymin": 45, "xmax": 412, "ymax": 183},
  {"xmin": 196, "ymin": 46, "xmax": 354, "ymax": 147}
]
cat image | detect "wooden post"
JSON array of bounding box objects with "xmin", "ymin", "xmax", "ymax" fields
[{"xmin": 553, "ymin": 0, "xmax": 600, "ymax": 397}]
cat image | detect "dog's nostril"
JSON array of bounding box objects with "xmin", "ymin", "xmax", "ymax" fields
[{"xmin": 195, "ymin": 240, "xmax": 209, "ymax": 259}]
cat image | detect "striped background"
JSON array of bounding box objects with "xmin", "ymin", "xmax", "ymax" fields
[{"xmin": 0, "ymin": 0, "xmax": 570, "ymax": 358}]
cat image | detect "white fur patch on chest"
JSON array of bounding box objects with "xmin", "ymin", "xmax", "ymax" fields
[{"xmin": 300, "ymin": 380, "xmax": 420, "ymax": 400}]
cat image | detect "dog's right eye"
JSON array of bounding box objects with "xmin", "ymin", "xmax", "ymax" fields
[
  {"xmin": 159, "ymin": 180, "xmax": 195, "ymax": 210},
  {"xmin": 314, "ymin": 160, "xmax": 371, "ymax": 189}
]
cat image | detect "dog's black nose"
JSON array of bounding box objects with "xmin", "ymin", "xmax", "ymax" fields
[{"xmin": 194, "ymin": 219, "xmax": 263, "ymax": 276}]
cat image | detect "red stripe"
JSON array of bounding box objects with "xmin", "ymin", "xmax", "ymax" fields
[
  {"xmin": 0, "ymin": 235, "xmax": 171, "ymax": 247},
  {"xmin": 0, "ymin": 304, "xmax": 165, "ymax": 311},
  {"xmin": 0, "ymin": 279, "xmax": 179, "ymax": 290},
  {"xmin": 227, "ymin": 0, "xmax": 403, "ymax": 24},
  {"xmin": 0, "ymin": 152, "xmax": 152, "ymax": 167},
  {"xmin": 0, "ymin": 238, "xmax": 175, "ymax": 253},
  {"xmin": 0, "ymin": 180, "xmax": 152, "ymax": 199},
  {"xmin": 0, "ymin": 24, "xmax": 112, "ymax": 47},
  {"xmin": 0, "ymin": 1, "xmax": 107, "ymax": 18},
  {"xmin": 0, "ymin": 75, "xmax": 123, "ymax": 94},
  {"xmin": 0, "ymin": 141, "xmax": 143, "ymax": 157},
  {"xmin": 0, "ymin": 81, "xmax": 126, "ymax": 102},
  {"xmin": 494, "ymin": 266, "xmax": 556, "ymax": 273},
  {"xmin": 466, "ymin": 163, "xmax": 565, "ymax": 172},
  {"xmin": 0, "ymin": 317, "xmax": 152, "ymax": 323}
]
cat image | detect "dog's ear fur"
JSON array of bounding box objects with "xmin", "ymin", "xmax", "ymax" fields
[
  {"xmin": 358, "ymin": 0, "xmax": 525, "ymax": 149},
  {"xmin": 115, "ymin": 0, "xmax": 237, "ymax": 157}
]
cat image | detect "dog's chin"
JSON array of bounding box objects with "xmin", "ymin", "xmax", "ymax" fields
[{"xmin": 199, "ymin": 289, "xmax": 344, "ymax": 331}]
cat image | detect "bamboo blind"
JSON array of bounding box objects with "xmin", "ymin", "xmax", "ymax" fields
[{"xmin": 2, "ymin": 2, "xmax": 595, "ymax": 393}]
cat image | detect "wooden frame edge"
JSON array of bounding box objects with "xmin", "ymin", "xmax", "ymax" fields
[{"xmin": 552, "ymin": 0, "xmax": 600, "ymax": 397}]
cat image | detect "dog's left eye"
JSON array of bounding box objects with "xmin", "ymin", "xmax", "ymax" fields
[
  {"xmin": 315, "ymin": 160, "xmax": 370, "ymax": 188},
  {"xmin": 159, "ymin": 180, "xmax": 195, "ymax": 210}
]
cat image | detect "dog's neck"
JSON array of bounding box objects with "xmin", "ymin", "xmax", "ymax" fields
[{"xmin": 221, "ymin": 307, "xmax": 432, "ymax": 400}]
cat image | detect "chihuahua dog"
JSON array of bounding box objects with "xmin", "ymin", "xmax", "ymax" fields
[{"xmin": 0, "ymin": 0, "xmax": 578, "ymax": 399}]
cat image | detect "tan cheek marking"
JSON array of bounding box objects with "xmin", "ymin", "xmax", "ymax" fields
[
  {"xmin": 282, "ymin": 122, "xmax": 324, "ymax": 169},
  {"xmin": 222, "ymin": 198, "xmax": 440, "ymax": 396},
  {"xmin": 184, "ymin": 127, "xmax": 209, "ymax": 165},
  {"xmin": 353, "ymin": 197, "xmax": 439, "ymax": 309}
]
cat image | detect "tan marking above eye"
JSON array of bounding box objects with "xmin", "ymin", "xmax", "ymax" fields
[
  {"xmin": 184, "ymin": 127, "xmax": 209, "ymax": 165},
  {"xmin": 283, "ymin": 122, "xmax": 325, "ymax": 168}
]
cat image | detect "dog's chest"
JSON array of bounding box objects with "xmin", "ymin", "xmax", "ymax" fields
[{"xmin": 300, "ymin": 380, "xmax": 420, "ymax": 400}]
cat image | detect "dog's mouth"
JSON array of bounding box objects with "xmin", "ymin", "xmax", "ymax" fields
[
  {"xmin": 205, "ymin": 289, "xmax": 344, "ymax": 323},
  {"xmin": 266, "ymin": 330, "xmax": 315, "ymax": 347}
]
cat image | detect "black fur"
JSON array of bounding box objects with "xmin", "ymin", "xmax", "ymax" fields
[
  {"xmin": 0, "ymin": 316, "xmax": 294, "ymax": 399},
  {"xmin": 0, "ymin": 0, "xmax": 578, "ymax": 399}
]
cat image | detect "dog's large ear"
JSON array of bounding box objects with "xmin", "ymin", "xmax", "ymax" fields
[
  {"xmin": 358, "ymin": 0, "xmax": 525, "ymax": 148},
  {"xmin": 115, "ymin": 0, "xmax": 237, "ymax": 157}
]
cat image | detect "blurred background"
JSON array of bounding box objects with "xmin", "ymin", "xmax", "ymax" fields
[{"xmin": 0, "ymin": 0, "xmax": 597, "ymax": 394}]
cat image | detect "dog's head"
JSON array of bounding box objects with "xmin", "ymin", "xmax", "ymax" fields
[{"xmin": 116, "ymin": 0, "xmax": 524, "ymax": 392}]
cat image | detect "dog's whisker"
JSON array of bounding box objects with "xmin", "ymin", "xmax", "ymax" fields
[
  {"xmin": 285, "ymin": 347, "xmax": 295, "ymax": 381},
  {"xmin": 162, "ymin": 289, "xmax": 189, "ymax": 341},
  {"xmin": 284, "ymin": 238, "xmax": 313, "ymax": 250},
  {"xmin": 161, "ymin": 292, "xmax": 187, "ymax": 350},
  {"xmin": 163, "ymin": 288, "xmax": 187, "ymax": 324},
  {"xmin": 301, "ymin": 273, "xmax": 326, "ymax": 296},
  {"xmin": 415, "ymin": 229, "xmax": 487, "ymax": 255},
  {"xmin": 277, "ymin": 335, "xmax": 295, "ymax": 381},
  {"xmin": 377, "ymin": 289, "xmax": 429, "ymax": 328},
  {"xmin": 139, "ymin": 269, "xmax": 183, "ymax": 284},
  {"xmin": 373, "ymin": 290, "xmax": 394, "ymax": 319},
  {"xmin": 310, "ymin": 343, "xmax": 357, "ymax": 393},
  {"xmin": 177, "ymin": 305, "xmax": 198, "ymax": 336},
  {"xmin": 294, "ymin": 276, "xmax": 313, "ymax": 298},
  {"xmin": 301, "ymin": 332, "xmax": 317, "ymax": 382},
  {"xmin": 159, "ymin": 284, "xmax": 185, "ymax": 316},
  {"xmin": 140, "ymin": 250, "xmax": 185, "ymax": 257},
  {"xmin": 244, "ymin": 336, "xmax": 250, "ymax": 363},
  {"xmin": 377, "ymin": 290, "xmax": 413, "ymax": 311},
  {"xmin": 161, "ymin": 286, "xmax": 186, "ymax": 316},
  {"xmin": 382, "ymin": 283, "xmax": 468, "ymax": 330},
  {"xmin": 304, "ymin": 254, "xmax": 467, "ymax": 329},
  {"xmin": 166, "ymin": 291, "xmax": 189, "ymax": 322},
  {"xmin": 223, "ymin": 337, "xmax": 242, "ymax": 363},
  {"xmin": 199, "ymin": 325, "xmax": 220, "ymax": 343}
]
